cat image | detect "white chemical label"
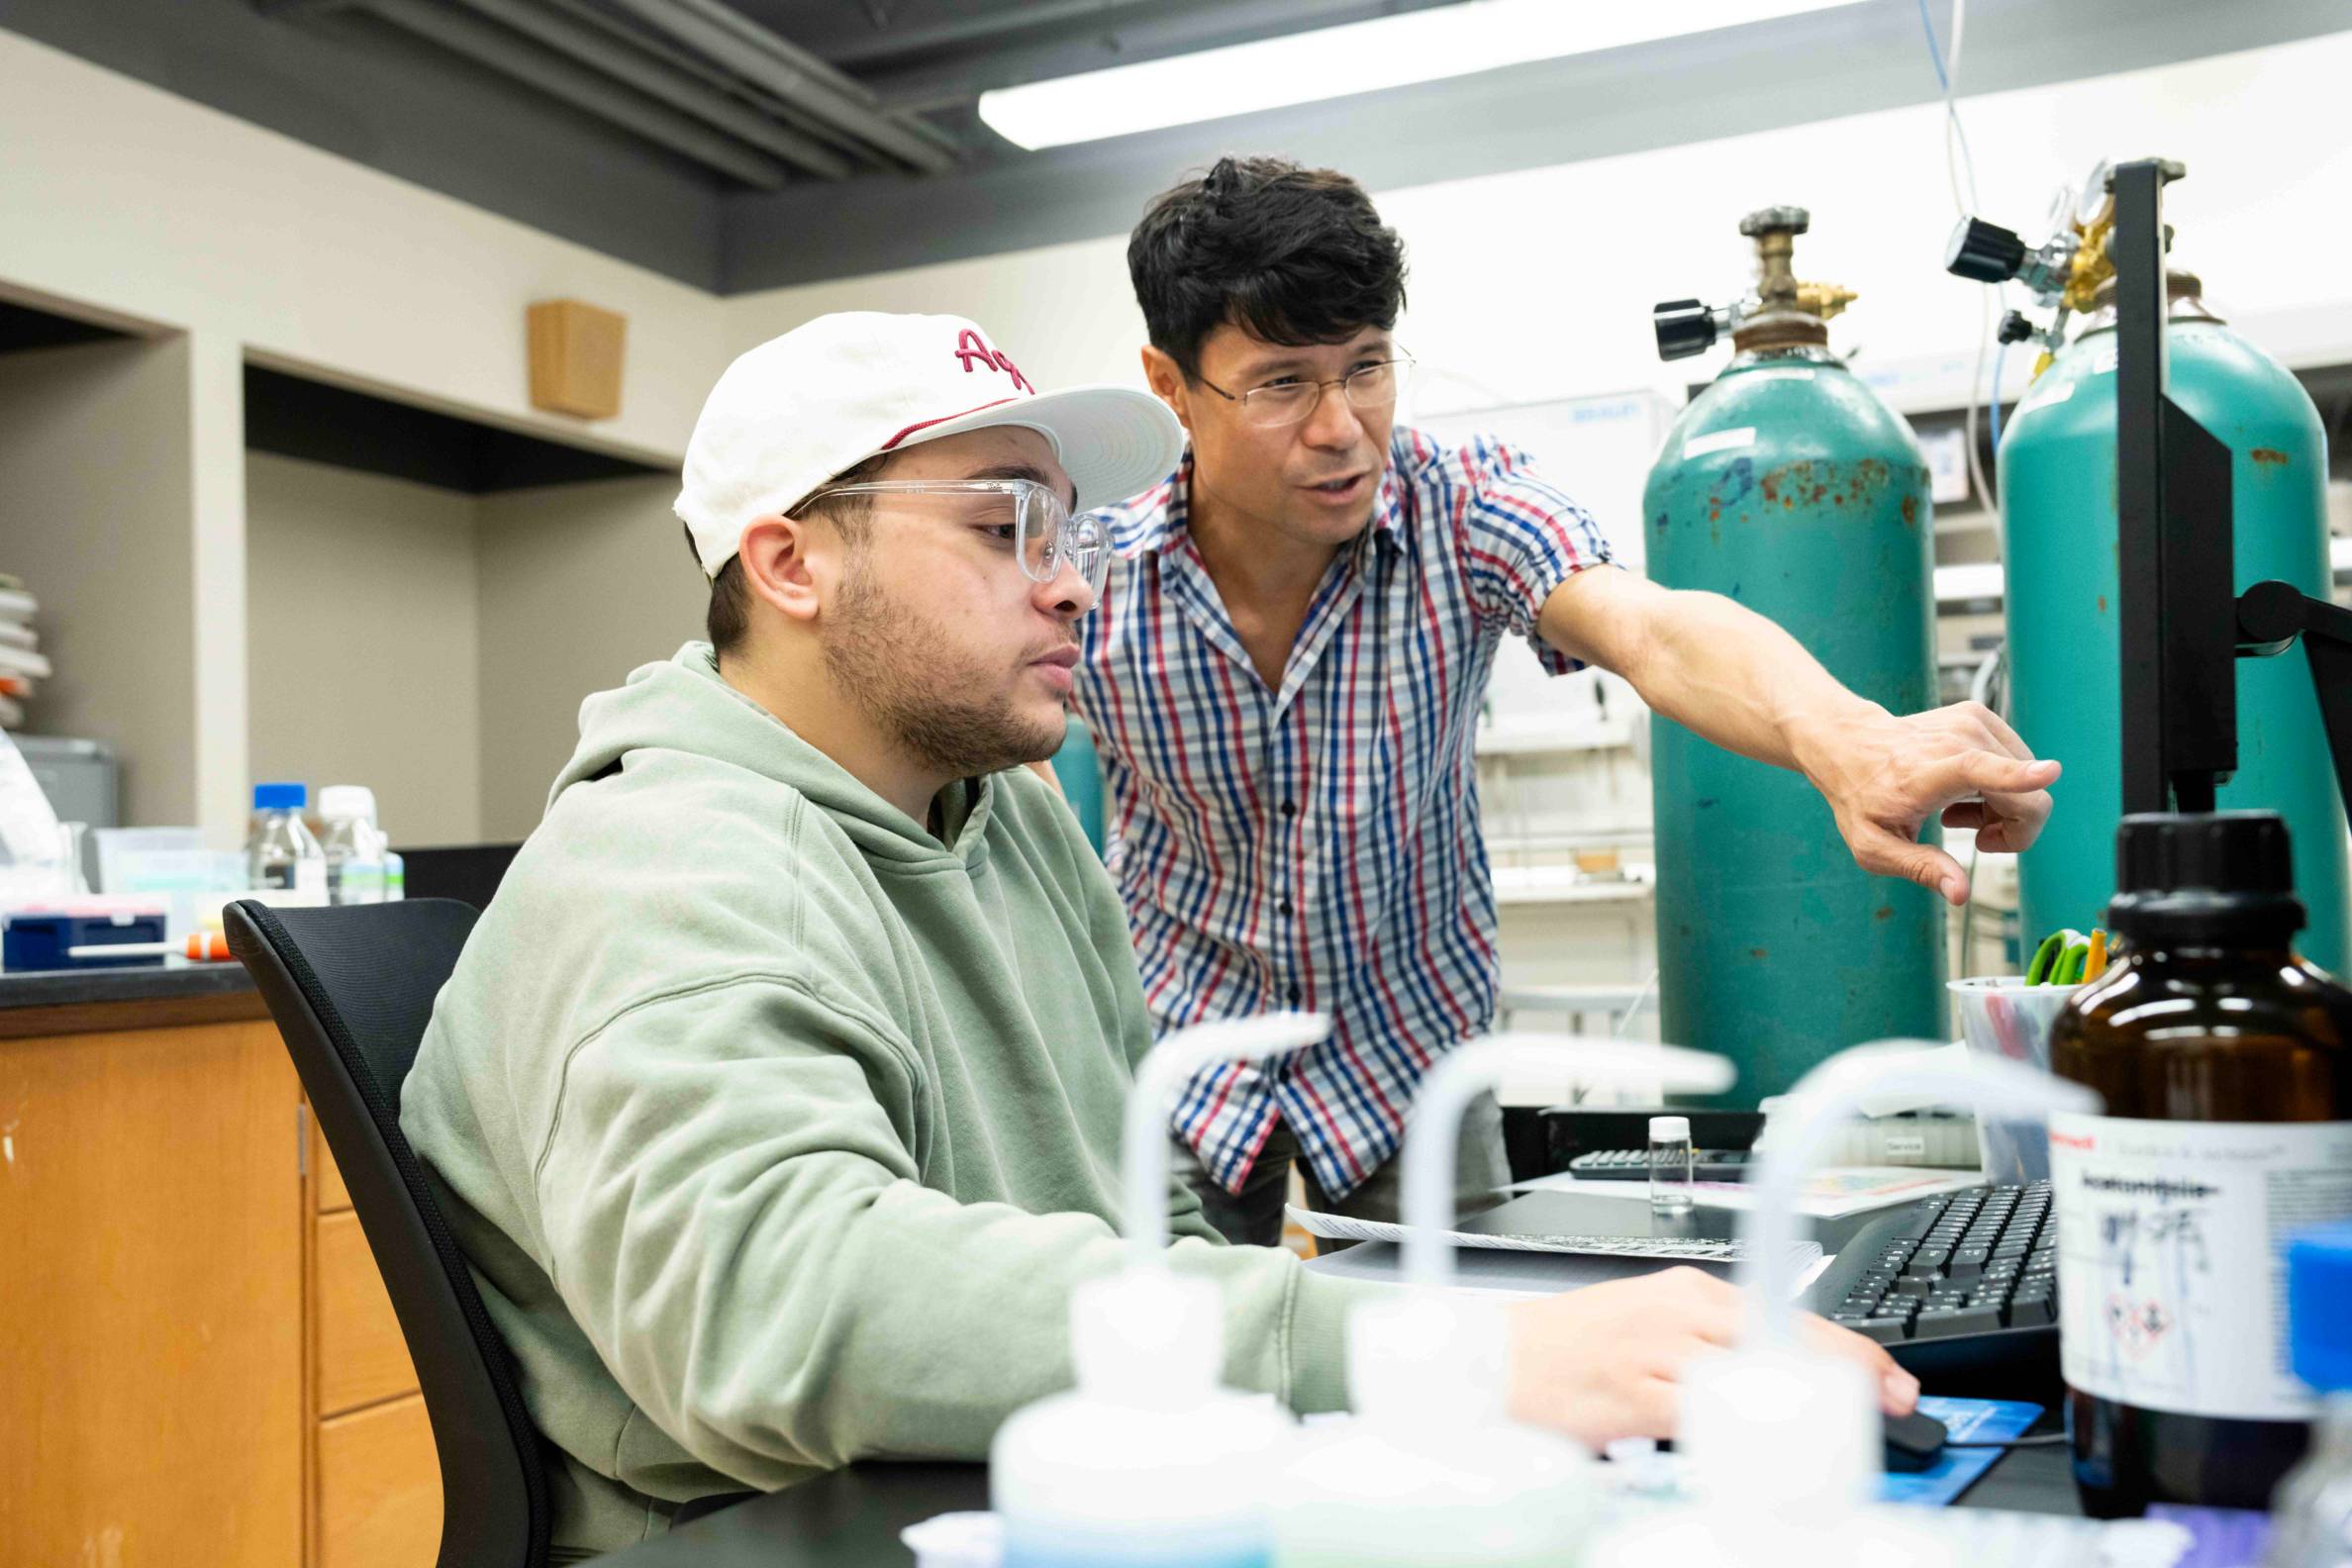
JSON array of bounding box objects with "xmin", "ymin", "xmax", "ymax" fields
[
  {"xmin": 2048, "ymin": 1112, "xmax": 2352, "ymax": 1421},
  {"xmin": 1681, "ymin": 426, "xmax": 1755, "ymax": 458}
]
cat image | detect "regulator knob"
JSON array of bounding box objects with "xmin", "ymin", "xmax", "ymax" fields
[
  {"xmin": 1946, "ymin": 216, "xmax": 2028, "ymax": 283},
  {"xmin": 1652, "ymin": 300, "xmax": 1719, "ymax": 361}
]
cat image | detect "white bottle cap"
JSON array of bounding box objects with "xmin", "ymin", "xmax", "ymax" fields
[
  {"xmin": 1649, "ymin": 1115, "xmax": 1691, "ymax": 1142},
  {"xmin": 899, "ymin": 1511, "xmax": 1002, "ymax": 1568},
  {"xmin": 318, "ymin": 785, "xmax": 378, "ymax": 824}
]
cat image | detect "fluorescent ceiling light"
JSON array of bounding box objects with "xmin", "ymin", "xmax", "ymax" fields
[{"xmin": 978, "ymin": 0, "xmax": 1854, "ymax": 150}]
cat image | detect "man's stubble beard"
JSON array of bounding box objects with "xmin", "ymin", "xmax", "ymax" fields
[{"xmin": 819, "ymin": 551, "xmax": 1065, "ymax": 780}]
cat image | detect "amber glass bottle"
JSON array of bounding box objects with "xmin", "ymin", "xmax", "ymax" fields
[{"xmin": 2047, "ymin": 812, "xmax": 2352, "ymax": 1518}]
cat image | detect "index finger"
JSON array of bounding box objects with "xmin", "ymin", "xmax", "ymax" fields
[
  {"xmin": 1798, "ymin": 1312, "xmax": 1920, "ymax": 1415},
  {"xmin": 1924, "ymin": 750, "xmax": 2060, "ymax": 806}
]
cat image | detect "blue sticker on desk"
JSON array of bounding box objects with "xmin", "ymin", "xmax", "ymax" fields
[{"xmin": 1879, "ymin": 1397, "xmax": 2044, "ymax": 1509}]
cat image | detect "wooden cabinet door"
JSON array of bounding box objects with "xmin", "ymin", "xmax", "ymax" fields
[{"xmin": 0, "ymin": 1019, "xmax": 305, "ymax": 1568}]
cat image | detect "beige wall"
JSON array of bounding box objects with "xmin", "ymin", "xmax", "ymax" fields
[
  {"xmin": 245, "ymin": 454, "xmax": 483, "ymax": 842},
  {"xmin": 0, "ymin": 336, "xmax": 197, "ymax": 825},
  {"xmin": 475, "ymin": 474, "xmax": 699, "ymax": 840},
  {"xmin": 0, "ymin": 32, "xmax": 730, "ymax": 839},
  {"xmin": 0, "ymin": 32, "xmax": 721, "ymax": 467}
]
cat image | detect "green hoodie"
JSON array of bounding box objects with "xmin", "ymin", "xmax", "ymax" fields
[{"xmin": 400, "ymin": 644, "xmax": 1360, "ymax": 1559}]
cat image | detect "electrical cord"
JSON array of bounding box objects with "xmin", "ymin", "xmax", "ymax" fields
[
  {"xmin": 1990, "ymin": 340, "xmax": 2009, "ymax": 453},
  {"xmin": 1917, "ymin": 0, "xmax": 2001, "ymax": 527}
]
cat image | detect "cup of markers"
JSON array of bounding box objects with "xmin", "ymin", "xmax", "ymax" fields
[{"xmin": 1948, "ymin": 928, "xmax": 2110, "ymax": 1184}]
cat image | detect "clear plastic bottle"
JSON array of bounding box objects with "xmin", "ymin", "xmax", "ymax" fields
[
  {"xmin": 991, "ymin": 1016, "xmax": 1329, "ymax": 1568},
  {"xmin": 2048, "ymin": 813, "xmax": 2352, "ymax": 1517},
  {"xmin": 1650, "ymin": 1113, "xmax": 1695, "ymax": 1219},
  {"xmin": 2266, "ymin": 1223, "xmax": 2352, "ymax": 1568},
  {"xmin": 245, "ymin": 782, "xmax": 326, "ymax": 901},
  {"xmin": 318, "ymin": 785, "xmax": 387, "ymax": 906},
  {"xmin": 993, "ymin": 1268, "xmax": 1293, "ymax": 1568},
  {"xmin": 1272, "ymin": 1292, "xmax": 1594, "ymax": 1567}
]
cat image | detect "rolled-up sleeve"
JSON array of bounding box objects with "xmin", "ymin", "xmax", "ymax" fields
[{"xmin": 1447, "ymin": 438, "xmax": 1616, "ymax": 673}]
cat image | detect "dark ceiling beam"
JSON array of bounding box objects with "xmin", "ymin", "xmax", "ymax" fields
[
  {"xmin": 534, "ymin": 0, "xmax": 891, "ymax": 167},
  {"xmin": 443, "ymin": 0, "xmax": 856, "ymax": 176},
  {"xmin": 601, "ymin": 0, "xmax": 963, "ymax": 171},
  {"xmin": 340, "ymin": 0, "xmax": 795, "ymax": 187},
  {"xmin": 820, "ymin": 0, "xmax": 1188, "ymax": 66}
]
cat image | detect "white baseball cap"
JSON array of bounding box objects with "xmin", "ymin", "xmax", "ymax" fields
[{"xmin": 675, "ymin": 311, "xmax": 1185, "ymax": 579}]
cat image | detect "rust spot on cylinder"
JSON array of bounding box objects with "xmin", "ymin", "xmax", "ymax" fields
[
  {"xmin": 1901, "ymin": 494, "xmax": 1918, "ymax": 529},
  {"xmin": 1874, "ymin": 905, "xmax": 1895, "ymax": 922},
  {"xmin": 2251, "ymin": 447, "xmax": 2290, "ymax": 466},
  {"xmin": 2097, "ymin": 594, "xmax": 2107, "ymax": 615},
  {"xmin": 1749, "ymin": 947, "xmax": 1769, "ymax": 960}
]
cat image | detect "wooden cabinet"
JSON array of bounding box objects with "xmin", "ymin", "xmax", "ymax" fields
[
  {"xmin": 0, "ymin": 1008, "xmax": 304, "ymax": 1568},
  {"xmin": 0, "ymin": 995, "xmax": 441, "ymax": 1568},
  {"xmin": 304, "ymin": 1115, "xmax": 441, "ymax": 1567}
]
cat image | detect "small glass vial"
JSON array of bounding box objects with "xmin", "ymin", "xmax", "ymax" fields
[{"xmin": 1649, "ymin": 1115, "xmax": 1695, "ymax": 1220}]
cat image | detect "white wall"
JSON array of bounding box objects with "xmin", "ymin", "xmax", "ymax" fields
[
  {"xmin": 245, "ymin": 454, "xmax": 484, "ymax": 844},
  {"xmin": 730, "ymin": 30, "xmax": 2352, "ymax": 439}
]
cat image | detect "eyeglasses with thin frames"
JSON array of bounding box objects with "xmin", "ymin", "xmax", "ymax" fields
[
  {"xmin": 797, "ymin": 477, "xmax": 1109, "ymax": 597},
  {"xmin": 1194, "ymin": 352, "xmax": 1417, "ymax": 429}
]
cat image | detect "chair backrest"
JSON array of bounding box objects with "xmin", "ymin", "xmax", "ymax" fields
[{"xmin": 227, "ymin": 898, "xmax": 548, "ymax": 1568}]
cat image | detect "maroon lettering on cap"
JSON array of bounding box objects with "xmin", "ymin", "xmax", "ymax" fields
[{"xmin": 953, "ymin": 328, "xmax": 1033, "ymax": 395}]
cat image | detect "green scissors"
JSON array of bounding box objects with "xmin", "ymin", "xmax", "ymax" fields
[{"xmin": 2025, "ymin": 928, "xmax": 2108, "ymax": 985}]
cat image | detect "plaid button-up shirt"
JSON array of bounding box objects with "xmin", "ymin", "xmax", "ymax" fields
[{"xmin": 1073, "ymin": 427, "xmax": 1616, "ymax": 1198}]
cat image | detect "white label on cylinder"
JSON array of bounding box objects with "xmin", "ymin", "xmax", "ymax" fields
[
  {"xmin": 2048, "ymin": 1112, "xmax": 2352, "ymax": 1421},
  {"xmin": 1682, "ymin": 426, "xmax": 1756, "ymax": 458}
]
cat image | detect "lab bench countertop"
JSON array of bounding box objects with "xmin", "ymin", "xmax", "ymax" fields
[
  {"xmin": 0, "ymin": 955, "xmax": 259, "ymax": 1035},
  {"xmin": 590, "ymin": 1436, "xmax": 2084, "ymax": 1567}
]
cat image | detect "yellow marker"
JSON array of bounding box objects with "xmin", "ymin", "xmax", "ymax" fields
[{"xmin": 2083, "ymin": 929, "xmax": 2109, "ymax": 983}]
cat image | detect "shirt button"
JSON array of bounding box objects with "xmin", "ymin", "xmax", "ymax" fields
[
  {"xmin": 1286, "ymin": 984, "xmax": 1303, "ymax": 1006},
  {"xmin": 1276, "ymin": 899, "xmax": 1293, "ymax": 918},
  {"xmin": 1280, "ymin": 800, "xmax": 1297, "ymax": 818}
]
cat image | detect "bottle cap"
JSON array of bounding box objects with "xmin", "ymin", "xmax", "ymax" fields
[
  {"xmin": 2289, "ymin": 1223, "xmax": 2352, "ymax": 1394},
  {"xmin": 1649, "ymin": 1116, "xmax": 1692, "ymax": 1143},
  {"xmin": 2107, "ymin": 812, "xmax": 2304, "ymax": 939},
  {"xmin": 252, "ymin": 782, "xmax": 307, "ymax": 811},
  {"xmin": 318, "ymin": 785, "xmax": 378, "ymax": 823}
]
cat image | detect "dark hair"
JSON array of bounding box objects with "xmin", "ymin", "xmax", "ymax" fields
[
  {"xmin": 688, "ymin": 451, "xmax": 890, "ymax": 658},
  {"xmin": 1127, "ymin": 155, "xmax": 1407, "ymax": 381}
]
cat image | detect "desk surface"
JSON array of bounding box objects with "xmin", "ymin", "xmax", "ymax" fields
[{"xmin": 596, "ymin": 1438, "xmax": 2080, "ymax": 1566}]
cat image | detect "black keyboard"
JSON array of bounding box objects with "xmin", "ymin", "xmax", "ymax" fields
[
  {"xmin": 1566, "ymin": 1147, "xmax": 1758, "ymax": 1182},
  {"xmin": 1805, "ymin": 1182, "xmax": 2061, "ymax": 1393}
]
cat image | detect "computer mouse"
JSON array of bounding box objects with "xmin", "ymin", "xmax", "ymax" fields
[{"xmin": 1883, "ymin": 1409, "xmax": 1949, "ymax": 1472}]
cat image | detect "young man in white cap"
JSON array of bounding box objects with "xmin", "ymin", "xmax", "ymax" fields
[{"xmin": 400, "ymin": 312, "xmax": 1914, "ymax": 1558}]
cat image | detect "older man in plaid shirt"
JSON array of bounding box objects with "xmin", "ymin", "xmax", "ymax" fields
[{"xmin": 1074, "ymin": 157, "xmax": 2059, "ymax": 1244}]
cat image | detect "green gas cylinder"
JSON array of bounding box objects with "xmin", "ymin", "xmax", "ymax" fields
[
  {"xmin": 2001, "ymin": 275, "xmax": 2348, "ymax": 972},
  {"xmin": 1644, "ymin": 207, "xmax": 1944, "ymax": 1100}
]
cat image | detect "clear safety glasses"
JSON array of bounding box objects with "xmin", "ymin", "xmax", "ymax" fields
[{"xmin": 801, "ymin": 478, "xmax": 1110, "ymax": 596}]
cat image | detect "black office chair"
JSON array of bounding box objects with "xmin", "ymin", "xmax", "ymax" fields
[{"xmin": 228, "ymin": 898, "xmax": 550, "ymax": 1568}]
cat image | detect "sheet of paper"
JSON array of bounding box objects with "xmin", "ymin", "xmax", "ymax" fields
[
  {"xmin": 1504, "ymin": 1165, "xmax": 1984, "ymax": 1219},
  {"xmin": 1303, "ymin": 1238, "xmax": 1830, "ymax": 1301},
  {"xmin": 0, "ymin": 728, "xmax": 62, "ymax": 865},
  {"xmin": 1286, "ymin": 1204, "xmax": 1821, "ymax": 1273}
]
